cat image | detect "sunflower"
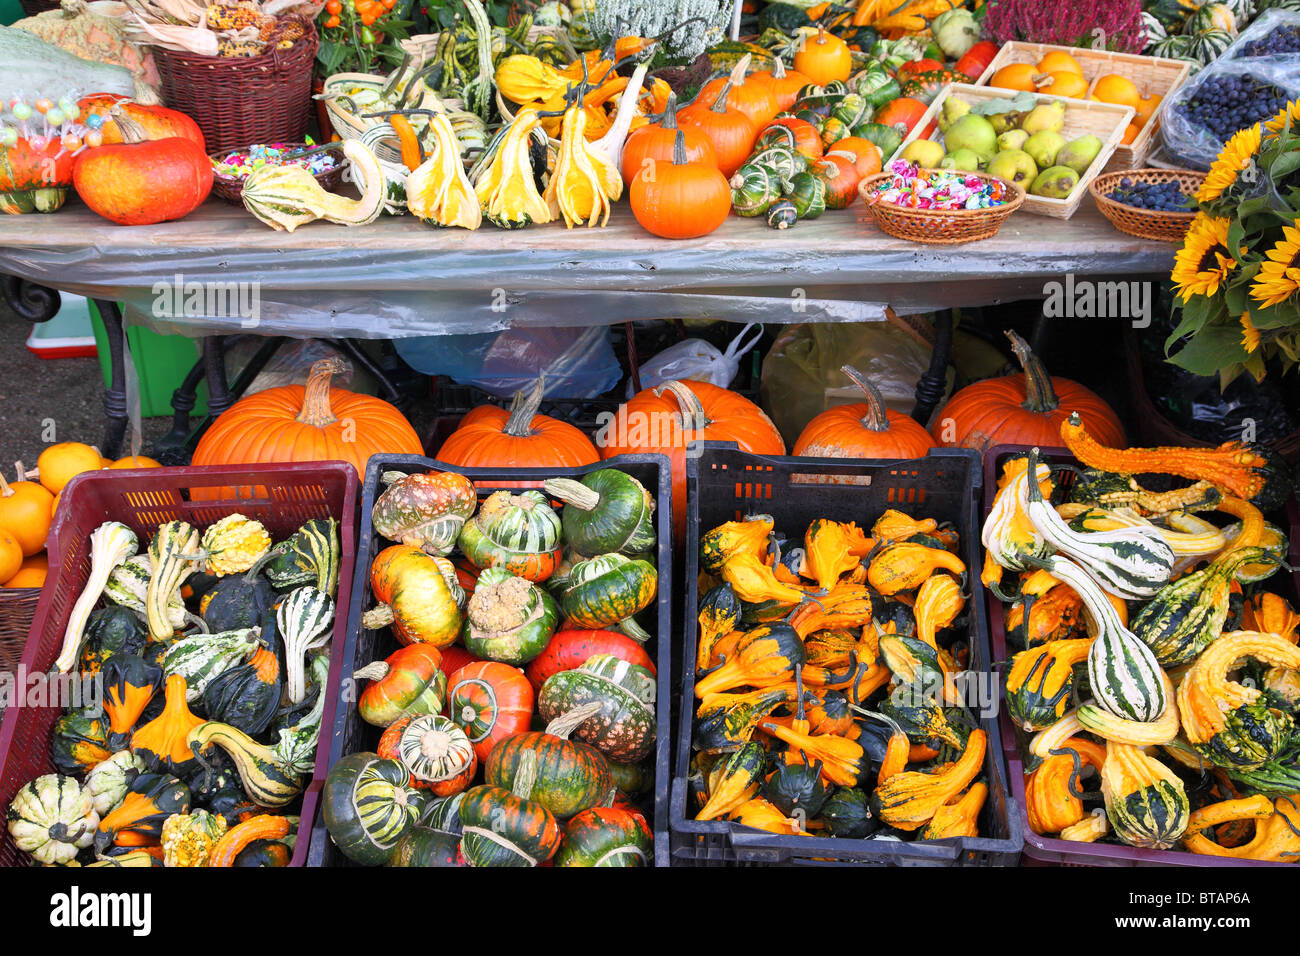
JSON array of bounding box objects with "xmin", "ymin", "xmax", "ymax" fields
[
  {"xmin": 1240, "ymin": 312, "xmax": 1261, "ymax": 354},
  {"xmin": 1249, "ymin": 223, "xmax": 1300, "ymax": 309},
  {"xmin": 1196, "ymin": 125, "xmax": 1261, "ymax": 204},
  {"xmin": 1264, "ymin": 99, "xmax": 1300, "ymax": 135},
  {"xmin": 1171, "ymin": 213, "xmax": 1238, "ymax": 300}
]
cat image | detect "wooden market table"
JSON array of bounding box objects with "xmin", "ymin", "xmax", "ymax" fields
[{"xmin": 0, "ymin": 197, "xmax": 1176, "ymax": 455}]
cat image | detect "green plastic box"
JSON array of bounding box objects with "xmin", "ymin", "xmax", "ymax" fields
[{"xmin": 88, "ymin": 301, "xmax": 209, "ymax": 419}]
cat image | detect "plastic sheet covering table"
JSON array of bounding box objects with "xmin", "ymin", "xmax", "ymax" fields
[{"xmin": 0, "ymin": 199, "xmax": 1176, "ymax": 339}]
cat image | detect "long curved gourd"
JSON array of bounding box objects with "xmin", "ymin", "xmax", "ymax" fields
[
  {"xmin": 980, "ymin": 456, "xmax": 1050, "ymax": 589},
  {"xmin": 1020, "ymin": 448, "xmax": 1175, "ymax": 600},
  {"xmin": 1077, "ymin": 670, "xmax": 1180, "ymax": 746},
  {"xmin": 242, "ymin": 139, "xmax": 385, "ymax": 232},
  {"xmin": 1042, "ymin": 555, "xmax": 1167, "ymax": 724},
  {"xmin": 1099, "ymin": 742, "xmax": 1189, "ymax": 849},
  {"xmin": 55, "ymin": 521, "xmax": 139, "ymax": 673}
]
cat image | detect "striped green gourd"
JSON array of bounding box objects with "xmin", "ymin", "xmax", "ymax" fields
[
  {"xmin": 558, "ymin": 553, "xmax": 658, "ymax": 629},
  {"xmin": 1149, "ymin": 34, "xmax": 1196, "ymax": 59},
  {"xmin": 1101, "ymin": 743, "xmax": 1189, "ymax": 849},
  {"xmin": 162, "ymin": 629, "xmax": 262, "ymax": 701},
  {"xmin": 322, "ymin": 753, "xmax": 426, "ymax": 865},
  {"xmin": 1130, "ymin": 546, "xmax": 1272, "ymax": 666},
  {"xmin": 783, "ymin": 170, "xmax": 826, "ymax": 220},
  {"xmin": 1141, "ymin": 11, "xmax": 1169, "ymax": 47},
  {"xmin": 1019, "ymin": 449, "xmax": 1175, "ymax": 600},
  {"xmin": 278, "ymin": 585, "xmax": 336, "ymax": 704},
  {"xmin": 457, "ymin": 489, "xmax": 562, "ymax": 576},
  {"xmin": 104, "ymin": 555, "xmax": 186, "ymax": 631},
  {"xmin": 251, "ymin": 517, "xmax": 340, "ymax": 597},
  {"xmin": 1047, "ymin": 556, "xmax": 1168, "ymax": 723},
  {"xmin": 544, "ymin": 469, "xmax": 656, "ymax": 557},
  {"xmin": 1183, "ymin": 2, "xmax": 1237, "ymax": 34},
  {"xmin": 1187, "ymin": 28, "xmax": 1234, "ymax": 61},
  {"xmin": 730, "ymin": 163, "xmax": 784, "ymax": 217},
  {"xmin": 537, "ymin": 655, "xmax": 657, "ymax": 763}
]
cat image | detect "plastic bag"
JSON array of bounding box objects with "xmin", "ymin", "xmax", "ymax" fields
[
  {"xmin": 1160, "ymin": 9, "xmax": 1300, "ymax": 170},
  {"xmin": 393, "ymin": 325, "xmax": 621, "ymax": 398},
  {"xmin": 760, "ymin": 321, "xmax": 932, "ymax": 448},
  {"xmin": 629, "ymin": 322, "xmax": 764, "ymax": 395},
  {"xmin": 242, "ymin": 339, "xmax": 353, "ymax": 395}
]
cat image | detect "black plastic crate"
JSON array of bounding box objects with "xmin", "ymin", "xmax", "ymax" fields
[
  {"xmin": 307, "ymin": 452, "xmax": 674, "ymax": 867},
  {"xmin": 669, "ymin": 443, "xmax": 1023, "ymax": 866}
]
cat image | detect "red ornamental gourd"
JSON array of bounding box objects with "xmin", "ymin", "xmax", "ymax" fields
[
  {"xmin": 874, "ymin": 96, "xmax": 935, "ymax": 139},
  {"xmin": 620, "ymin": 92, "xmax": 718, "ymax": 187},
  {"xmin": 629, "ymin": 129, "xmax": 732, "ymax": 240},
  {"xmin": 597, "ymin": 379, "xmax": 784, "ymax": 535},
  {"xmin": 191, "ymin": 358, "xmax": 423, "ymax": 480},
  {"xmin": 932, "ymin": 330, "xmax": 1125, "ymax": 454},
  {"xmin": 677, "ymin": 83, "xmax": 757, "ymax": 178},
  {"xmin": 760, "ymin": 118, "xmax": 823, "ymax": 161},
  {"xmin": 356, "ymin": 643, "xmax": 449, "ymax": 727},
  {"xmin": 812, "ymin": 155, "xmax": 861, "ymax": 210},
  {"xmin": 435, "ymin": 376, "xmax": 599, "ymax": 471},
  {"xmin": 72, "ymin": 111, "xmax": 212, "ymax": 226},
  {"xmin": 447, "ymin": 661, "xmax": 535, "ymax": 764},
  {"xmin": 794, "ymin": 365, "xmax": 936, "ymax": 459},
  {"xmin": 524, "ymin": 628, "xmax": 656, "ymax": 693}
]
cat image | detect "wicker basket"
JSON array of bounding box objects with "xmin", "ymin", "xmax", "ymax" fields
[
  {"xmin": 857, "ymin": 170, "xmax": 1025, "ymax": 244},
  {"xmin": 209, "ymin": 143, "xmax": 348, "ymax": 203},
  {"xmin": 0, "ymin": 589, "xmax": 39, "ymax": 725},
  {"xmin": 896, "ymin": 82, "xmax": 1134, "ymax": 219},
  {"xmin": 1089, "ymin": 168, "xmax": 1205, "ymax": 242},
  {"xmin": 152, "ymin": 17, "xmax": 319, "ymax": 155},
  {"xmin": 975, "ymin": 42, "xmax": 1193, "ymax": 172}
]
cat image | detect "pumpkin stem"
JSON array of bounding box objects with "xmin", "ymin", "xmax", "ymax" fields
[
  {"xmin": 710, "ymin": 79, "xmax": 735, "ymax": 115},
  {"xmin": 512, "ymin": 748, "xmax": 538, "ymax": 800},
  {"xmin": 671, "ymin": 128, "xmax": 687, "ymax": 166},
  {"xmin": 503, "ymin": 375, "xmax": 546, "ymax": 438},
  {"xmin": 840, "ymin": 365, "xmax": 890, "ymax": 433},
  {"xmin": 360, "ymin": 603, "xmax": 396, "ymax": 630},
  {"xmin": 729, "ymin": 53, "xmax": 752, "ymax": 88},
  {"xmin": 109, "ymin": 107, "xmax": 149, "ymax": 145},
  {"xmin": 654, "ymin": 379, "xmax": 711, "ymax": 433},
  {"xmin": 295, "ymin": 358, "xmax": 346, "ymax": 427},
  {"xmin": 0, "ymin": 472, "xmax": 10, "ymax": 498},
  {"xmin": 544, "ymin": 700, "xmax": 604, "ymax": 740},
  {"xmin": 542, "ymin": 477, "xmax": 600, "ymax": 512},
  {"xmin": 772, "ymin": 57, "xmax": 787, "ymax": 80},
  {"xmin": 1005, "ymin": 330, "xmax": 1059, "ymax": 414},
  {"xmin": 351, "ymin": 660, "xmax": 391, "ymax": 682},
  {"xmin": 660, "ymin": 92, "xmax": 680, "ymax": 130},
  {"xmin": 615, "ymin": 615, "xmax": 652, "ymax": 644}
]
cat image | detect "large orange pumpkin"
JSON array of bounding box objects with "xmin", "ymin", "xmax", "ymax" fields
[
  {"xmin": 931, "ymin": 331, "xmax": 1126, "ymax": 454},
  {"xmin": 0, "ymin": 473, "xmax": 53, "ymax": 556},
  {"xmin": 794, "ymin": 366, "xmax": 936, "ymax": 459},
  {"xmin": 435, "ymin": 376, "xmax": 599, "ymax": 470},
  {"xmin": 191, "ymin": 357, "xmax": 422, "ymax": 479},
  {"xmin": 78, "ymin": 95, "xmax": 206, "ymax": 152},
  {"xmin": 596, "ymin": 380, "xmax": 785, "ymax": 537}
]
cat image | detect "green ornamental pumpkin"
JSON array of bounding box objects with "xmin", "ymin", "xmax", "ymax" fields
[
  {"xmin": 459, "ymin": 751, "xmax": 562, "ymax": 866},
  {"xmin": 201, "ymin": 571, "xmax": 279, "ymax": 633},
  {"xmin": 51, "ymin": 706, "xmax": 114, "ymax": 776},
  {"xmin": 464, "ymin": 567, "xmax": 560, "ymax": 665},
  {"xmin": 387, "ymin": 825, "xmax": 464, "ymax": 866},
  {"xmin": 554, "ymin": 806, "xmax": 652, "ymax": 866},
  {"xmin": 457, "ymin": 490, "xmax": 563, "ymax": 582},
  {"xmin": 7, "ymin": 774, "xmax": 99, "ymax": 865},
  {"xmin": 77, "ymin": 606, "xmax": 149, "ymax": 676},
  {"xmin": 485, "ymin": 706, "xmax": 614, "ymax": 818},
  {"xmin": 543, "ymin": 470, "xmax": 657, "ymax": 556},
  {"xmin": 558, "ymin": 553, "xmax": 658, "ymax": 629},
  {"xmin": 371, "ymin": 470, "xmax": 478, "ymax": 556},
  {"xmin": 322, "ymin": 752, "xmax": 429, "ymax": 866},
  {"xmin": 821, "ymin": 787, "xmax": 877, "ymax": 837},
  {"xmin": 249, "ymin": 518, "xmax": 341, "ymax": 596},
  {"xmin": 538, "ymin": 654, "xmax": 657, "ymax": 763},
  {"xmin": 765, "ymin": 753, "xmax": 830, "ymax": 818},
  {"xmin": 730, "ymin": 163, "xmax": 784, "ymax": 218}
]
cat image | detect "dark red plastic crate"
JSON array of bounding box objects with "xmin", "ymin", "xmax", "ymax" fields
[
  {"xmin": 0, "ymin": 462, "xmax": 359, "ymax": 868},
  {"xmin": 982, "ymin": 444, "xmax": 1300, "ymax": 867}
]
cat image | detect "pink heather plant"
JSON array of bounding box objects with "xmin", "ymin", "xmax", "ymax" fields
[{"xmin": 983, "ymin": 0, "xmax": 1147, "ymax": 52}]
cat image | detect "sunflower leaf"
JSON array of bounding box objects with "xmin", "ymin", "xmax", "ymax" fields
[
  {"xmin": 1167, "ymin": 324, "xmax": 1251, "ymax": 377},
  {"xmin": 1164, "ymin": 294, "xmax": 1215, "ymax": 355}
]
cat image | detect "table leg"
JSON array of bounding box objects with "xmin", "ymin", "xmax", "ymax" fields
[
  {"xmin": 203, "ymin": 336, "xmax": 234, "ymax": 417},
  {"xmin": 912, "ymin": 310, "xmax": 953, "ymax": 429},
  {"xmin": 1, "ymin": 275, "xmax": 60, "ymax": 323},
  {"xmin": 332, "ymin": 339, "xmax": 402, "ymax": 406},
  {"xmin": 93, "ymin": 299, "xmax": 128, "ymax": 459},
  {"xmin": 151, "ymin": 357, "xmax": 207, "ymax": 463}
]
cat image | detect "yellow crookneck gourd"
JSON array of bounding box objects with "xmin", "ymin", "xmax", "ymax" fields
[
  {"xmin": 803, "ymin": 518, "xmax": 871, "ymax": 590},
  {"xmin": 405, "ymin": 112, "xmax": 482, "ymax": 230},
  {"xmin": 495, "ymin": 54, "xmax": 572, "ymax": 105},
  {"xmin": 981, "ymin": 456, "xmax": 1052, "ymax": 593},
  {"xmin": 473, "ymin": 107, "xmax": 552, "ymax": 228},
  {"xmin": 241, "ymin": 139, "xmax": 386, "ymax": 232},
  {"xmin": 1183, "ymin": 794, "xmax": 1300, "ymax": 862},
  {"xmin": 872, "ymin": 728, "xmax": 987, "ymax": 831},
  {"xmin": 544, "ymin": 102, "xmax": 622, "ymax": 228}
]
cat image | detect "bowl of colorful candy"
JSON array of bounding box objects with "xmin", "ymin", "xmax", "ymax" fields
[
  {"xmin": 209, "ymin": 141, "xmax": 346, "ymax": 203},
  {"xmin": 857, "ymin": 160, "xmax": 1025, "ymax": 244},
  {"xmin": 1088, "ymin": 168, "xmax": 1205, "ymax": 242}
]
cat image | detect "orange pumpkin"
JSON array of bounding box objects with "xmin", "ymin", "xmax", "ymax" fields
[
  {"xmin": 3, "ymin": 552, "xmax": 47, "ymax": 588},
  {"xmin": 620, "ymin": 93, "xmax": 718, "ymax": 186},
  {"xmin": 191, "ymin": 357, "xmax": 422, "ymax": 481},
  {"xmin": 447, "ymin": 661, "xmax": 535, "ymax": 764},
  {"xmin": 0, "ymin": 473, "xmax": 53, "ymax": 556},
  {"xmin": 629, "ymin": 129, "xmax": 732, "ymax": 239},
  {"xmin": 0, "ymin": 527, "xmax": 22, "ymax": 583},
  {"xmin": 751, "ymin": 57, "xmax": 812, "ymax": 112},
  {"xmin": 931, "ymin": 331, "xmax": 1125, "ymax": 454},
  {"xmin": 760, "ymin": 117, "xmax": 823, "ymax": 161},
  {"xmin": 828, "ymin": 136, "xmax": 882, "ymax": 179},
  {"xmin": 436, "ymin": 376, "xmax": 599, "ymax": 471},
  {"xmin": 793, "ymin": 27, "xmax": 852, "ymax": 85},
  {"xmin": 73, "ymin": 112, "xmax": 212, "ymax": 226},
  {"xmin": 697, "ymin": 56, "xmax": 781, "ymax": 129},
  {"xmin": 109, "ymin": 455, "xmax": 161, "ymax": 469},
  {"xmin": 596, "ymin": 379, "xmax": 785, "ymax": 536},
  {"xmin": 36, "ymin": 442, "xmax": 101, "ymax": 495},
  {"xmin": 794, "ymin": 366, "xmax": 936, "ymax": 459},
  {"xmin": 875, "ymin": 97, "xmax": 935, "ymax": 139},
  {"xmin": 78, "ymin": 95, "xmax": 206, "ymax": 151},
  {"xmin": 678, "ymin": 83, "xmax": 758, "ymax": 178}
]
